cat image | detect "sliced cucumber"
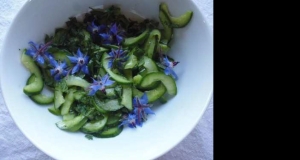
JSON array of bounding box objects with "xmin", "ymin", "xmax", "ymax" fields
[
  {"xmin": 133, "ymin": 74, "xmax": 143, "ymax": 86},
  {"xmin": 56, "ymin": 115, "xmax": 87, "ymax": 132},
  {"xmin": 145, "ymin": 83, "xmax": 167, "ymax": 102},
  {"xmin": 81, "ymin": 115, "xmax": 108, "ymax": 133},
  {"xmin": 73, "ymin": 91, "xmax": 86, "ymax": 100},
  {"xmin": 51, "ymin": 50, "xmax": 72, "ymax": 66},
  {"xmin": 160, "ymin": 2, "xmax": 193, "ymax": 28},
  {"xmin": 21, "ymin": 50, "xmax": 42, "ymax": 76},
  {"xmin": 133, "ymin": 83, "xmax": 167, "ymax": 103},
  {"xmin": 30, "ymin": 94, "xmax": 54, "ymax": 105},
  {"xmin": 21, "ymin": 52, "xmax": 44, "ymax": 95},
  {"xmin": 92, "ymin": 126, "xmax": 123, "ymax": 138},
  {"xmin": 93, "ymin": 98, "xmax": 124, "ymax": 112},
  {"xmin": 48, "ymin": 106, "xmax": 61, "ymax": 116},
  {"xmin": 121, "ymin": 84, "xmax": 133, "ymax": 111},
  {"xmin": 102, "ymin": 53, "xmax": 132, "ymax": 84},
  {"xmin": 141, "ymin": 56, "xmax": 159, "ymax": 75},
  {"xmin": 93, "ymin": 97, "xmax": 107, "ymax": 114},
  {"xmin": 101, "ymin": 99, "xmax": 124, "ymax": 111},
  {"xmin": 140, "ymin": 72, "xmax": 177, "ymax": 95},
  {"xmin": 60, "ymin": 88, "xmax": 76, "ymax": 115},
  {"xmin": 124, "ymin": 54, "xmax": 138, "ymax": 69},
  {"xmin": 144, "ymin": 29, "xmax": 161, "ymax": 59},
  {"xmin": 159, "ymin": 10, "xmax": 173, "ymax": 44},
  {"xmin": 159, "ymin": 95, "xmax": 168, "ymax": 104},
  {"xmin": 157, "ymin": 43, "xmax": 170, "ymax": 53},
  {"xmin": 123, "ymin": 28, "xmax": 150, "ymax": 46},
  {"xmin": 65, "ymin": 76, "xmax": 90, "ymax": 89},
  {"xmin": 63, "ymin": 113, "xmax": 76, "ymax": 121},
  {"xmin": 106, "ymin": 114, "xmax": 122, "ymax": 127},
  {"xmin": 54, "ymin": 84, "xmax": 65, "ymax": 109},
  {"xmin": 121, "ymin": 70, "xmax": 133, "ymax": 111},
  {"xmin": 26, "ymin": 74, "xmax": 54, "ymax": 104},
  {"xmin": 63, "ymin": 114, "xmax": 76, "ymax": 121}
]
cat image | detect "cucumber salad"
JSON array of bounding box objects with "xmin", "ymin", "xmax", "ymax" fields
[{"xmin": 21, "ymin": 3, "xmax": 193, "ymax": 139}]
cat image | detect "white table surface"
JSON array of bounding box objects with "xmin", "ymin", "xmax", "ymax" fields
[{"xmin": 0, "ymin": 0, "xmax": 213, "ymax": 159}]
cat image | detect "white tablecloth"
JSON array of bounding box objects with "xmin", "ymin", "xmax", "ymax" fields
[{"xmin": 0, "ymin": 0, "xmax": 213, "ymax": 159}]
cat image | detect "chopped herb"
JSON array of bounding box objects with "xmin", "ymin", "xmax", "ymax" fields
[{"xmin": 85, "ymin": 134, "xmax": 94, "ymax": 140}]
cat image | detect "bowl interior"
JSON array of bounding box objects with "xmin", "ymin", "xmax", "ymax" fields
[{"xmin": 0, "ymin": 0, "xmax": 213, "ymax": 159}]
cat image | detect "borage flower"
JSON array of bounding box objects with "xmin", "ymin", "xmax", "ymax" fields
[
  {"xmin": 99, "ymin": 23, "xmax": 124, "ymax": 45},
  {"xmin": 119, "ymin": 114, "xmax": 139, "ymax": 128},
  {"xmin": 162, "ymin": 56, "xmax": 179, "ymax": 80},
  {"xmin": 106, "ymin": 48, "xmax": 128, "ymax": 69},
  {"xmin": 133, "ymin": 93, "xmax": 155, "ymax": 126},
  {"xmin": 87, "ymin": 21, "xmax": 106, "ymax": 38},
  {"xmin": 67, "ymin": 49, "xmax": 89, "ymax": 75},
  {"xmin": 25, "ymin": 41, "xmax": 52, "ymax": 65},
  {"xmin": 88, "ymin": 74, "xmax": 115, "ymax": 95},
  {"xmin": 48, "ymin": 56, "xmax": 68, "ymax": 81}
]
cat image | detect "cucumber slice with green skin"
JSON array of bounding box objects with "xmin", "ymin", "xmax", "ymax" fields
[
  {"xmin": 121, "ymin": 85, "xmax": 133, "ymax": 110},
  {"xmin": 160, "ymin": 3, "xmax": 193, "ymax": 28},
  {"xmin": 102, "ymin": 53, "xmax": 132, "ymax": 84},
  {"xmin": 65, "ymin": 76, "xmax": 90, "ymax": 89},
  {"xmin": 133, "ymin": 83, "xmax": 167, "ymax": 103},
  {"xmin": 133, "ymin": 74, "xmax": 143, "ymax": 86},
  {"xmin": 140, "ymin": 72, "xmax": 177, "ymax": 95},
  {"xmin": 61, "ymin": 88, "xmax": 76, "ymax": 115},
  {"xmin": 123, "ymin": 28, "xmax": 150, "ymax": 46},
  {"xmin": 21, "ymin": 50, "xmax": 42, "ymax": 76},
  {"xmin": 157, "ymin": 43, "xmax": 171, "ymax": 53},
  {"xmin": 63, "ymin": 113, "xmax": 76, "ymax": 121},
  {"xmin": 30, "ymin": 94, "xmax": 54, "ymax": 105},
  {"xmin": 92, "ymin": 126, "xmax": 123, "ymax": 138},
  {"xmin": 144, "ymin": 29, "xmax": 161, "ymax": 59},
  {"xmin": 26, "ymin": 74, "xmax": 54, "ymax": 104},
  {"xmin": 142, "ymin": 56, "xmax": 159, "ymax": 75},
  {"xmin": 106, "ymin": 114, "xmax": 121, "ymax": 127},
  {"xmin": 48, "ymin": 106, "xmax": 61, "ymax": 116},
  {"xmin": 145, "ymin": 83, "xmax": 167, "ymax": 102},
  {"xmin": 94, "ymin": 99, "xmax": 124, "ymax": 112},
  {"xmin": 159, "ymin": 95, "xmax": 168, "ymax": 104},
  {"xmin": 56, "ymin": 115, "xmax": 87, "ymax": 132},
  {"xmin": 101, "ymin": 99, "xmax": 124, "ymax": 111},
  {"xmin": 51, "ymin": 50, "xmax": 72, "ymax": 66},
  {"xmin": 124, "ymin": 54, "xmax": 138, "ymax": 69},
  {"xmin": 54, "ymin": 85, "xmax": 65, "ymax": 109},
  {"xmin": 81, "ymin": 115, "xmax": 108, "ymax": 133},
  {"xmin": 121, "ymin": 70, "xmax": 133, "ymax": 111},
  {"xmin": 73, "ymin": 91, "xmax": 86, "ymax": 100},
  {"xmin": 159, "ymin": 10, "xmax": 173, "ymax": 44},
  {"xmin": 136, "ymin": 56, "xmax": 160, "ymax": 90},
  {"xmin": 21, "ymin": 52, "xmax": 44, "ymax": 95},
  {"xmin": 93, "ymin": 97, "xmax": 108, "ymax": 114}
]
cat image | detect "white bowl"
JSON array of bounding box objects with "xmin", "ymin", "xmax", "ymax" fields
[{"xmin": 0, "ymin": 0, "xmax": 213, "ymax": 159}]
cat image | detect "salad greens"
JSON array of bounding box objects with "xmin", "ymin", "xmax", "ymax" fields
[{"xmin": 21, "ymin": 3, "xmax": 193, "ymax": 138}]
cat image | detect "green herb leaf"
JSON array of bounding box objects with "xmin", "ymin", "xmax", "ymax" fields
[{"xmin": 85, "ymin": 134, "xmax": 93, "ymax": 140}]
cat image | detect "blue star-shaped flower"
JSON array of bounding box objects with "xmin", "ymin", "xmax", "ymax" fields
[
  {"xmin": 48, "ymin": 56, "xmax": 68, "ymax": 81},
  {"xmin": 162, "ymin": 56, "xmax": 179, "ymax": 80},
  {"xmin": 25, "ymin": 41, "xmax": 52, "ymax": 65},
  {"xmin": 119, "ymin": 114, "xmax": 139, "ymax": 128},
  {"xmin": 88, "ymin": 74, "xmax": 115, "ymax": 95},
  {"xmin": 106, "ymin": 48, "xmax": 128, "ymax": 69},
  {"xmin": 99, "ymin": 23, "xmax": 124, "ymax": 45},
  {"xmin": 67, "ymin": 49, "xmax": 89, "ymax": 75},
  {"xmin": 87, "ymin": 21, "xmax": 106, "ymax": 39},
  {"xmin": 133, "ymin": 93, "xmax": 155, "ymax": 126}
]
